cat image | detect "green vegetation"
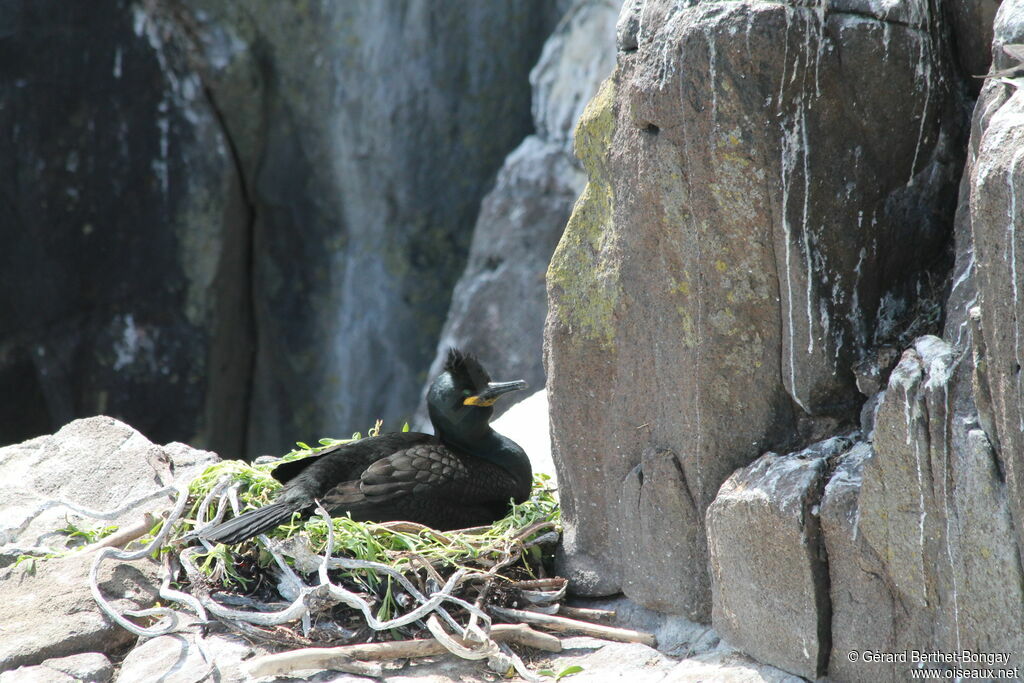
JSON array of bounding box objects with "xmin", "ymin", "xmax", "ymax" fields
[{"xmin": 132, "ymin": 423, "xmax": 560, "ymax": 631}]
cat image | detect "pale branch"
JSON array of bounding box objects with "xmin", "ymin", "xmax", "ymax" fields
[
  {"xmin": 491, "ymin": 606, "xmax": 658, "ymax": 647},
  {"xmin": 243, "ymin": 623, "xmax": 562, "ymax": 678}
]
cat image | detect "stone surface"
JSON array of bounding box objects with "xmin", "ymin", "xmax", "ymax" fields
[
  {"xmin": 661, "ymin": 649, "xmax": 805, "ymax": 683},
  {"xmin": 0, "ymin": 2, "xmax": 562, "ymax": 459},
  {"xmin": 115, "ymin": 632, "xmax": 253, "ymax": 683},
  {"xmin": 0, "ymin": 417, "xmax": 219, "ymax": 671},
  {"xmin": 824, "ymin": 336, "xmax": 1024, "ymax": 681},
  {"xmin": 544, "ymin": 0, "xmax": 965, "ymax": 611},
  {"xmin": 950, "ymin": 0, "xmax": 1003, "ymax": 92},
  {"xmin": 174, "ymin": 0, "xmax": 560, "ymax": 456},
  {"xmin": 417, "ymin": 0, "xmax": 620, "ymax": 424},
  {"xmin": 0, "ymin": 1, "xmax": 251, "ymax": 456},
  {"xmin": 0, "ymin": 416, "xmax": 215, "ymax": 565},
  {"xmin": 2, "ymin": 417, "xmax": 173, "ymax": 557},
  {"xmin": 0, "ymin": 553, "xmax": 160, "ymax": 671},
  {"xmin": 0, "ymin": 652, "xmax": 114, "ymax": 683},
  {"xmin": 819, "ymin": 442, "xmax": 898, "ymax": 682},
  {"xmin": 707, "ymin": 438, "xmax": 849, "ymax": 679},
  {"xmin": 969, "ymin": 0, "xmax": 1024, "ymax": 581}
]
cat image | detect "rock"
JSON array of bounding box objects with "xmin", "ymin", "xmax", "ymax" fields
[
  {"xmin": 567, "ymin": 594, "xmax": 721, "ymax": 656},
  {"xmin": 968, "ymin": 0, "xmax": 1024, "ymax": 577},
  {"xmin": 115, "ymin": 632, "xmax": 253, "ymax": 683},
  {"xmin": 662, "ymin": 649, "xmax": 805, "ymax": 683},
  {"xmin": 706, "ymin": 438, "xmax": 850, "ymax": 679},
  {"xmin": 0, "ymin": 417, "xmax": 219, "ymax": 670},
  {"xmin": 819, "ymin": 442, "xmax": 898, "ymax": 682},
  {"xmin": 949, "ymin": 0, "xmax": 1003, "ymax": 94},
  {"xmin": 415, "ymin": 137, "xmax": 583, "ymax": 423},
  {"xmin": 416, "ymin": 0, "xmax": 621, "ymax": 424},
  {"xmin": 0, "ymin": 416, "xmax": 215, "ymax": 565},
  {"xmin": 0, "ymin": 652, "xmax": 114, "ymax": 683},
  {"xmin": 0, "ymin": 2, "xmax": 562, "ymax": 459},
  {"xmin": 0, "ymin": 553, "xmax": 160, "ymax": 671},
  {"xmin": 828, "ymin": 336, "xmax": 1024, "ymax": 680},
  {"xmin": 0, "ymin": 0, "xmax": 251, "ymax": 456},
  {"xmin": 1, "ymin": 416, "xmax": 174, "ymax": 558},
  {"xmin": 545, "ymin": 0, "xmax": 965, "ymax": 610},
  {"xmin": 619, "ymin": 448, "xmax": 708, "ymax": 619},
  {"xmin": 492, "ymin": 389, "xmax": 556, "ymax": 482},
  {"xmin": 178, "ymin": 0, "xmax": 560, "ymax": 455},
  {"xmin": 533, "ymin": 636, "xmax": 682, "ymax": 682}
]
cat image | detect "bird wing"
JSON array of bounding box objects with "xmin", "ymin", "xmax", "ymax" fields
[
  {"xmin": 271, "ymin": 432, "xmax": 430, "ymax": 486},
  {"xmin": 320, "ymin": 443, "xmax": 521, "ymax": 510}
]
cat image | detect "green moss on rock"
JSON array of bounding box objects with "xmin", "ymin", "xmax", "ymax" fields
[{"xmin": 546, "ymin": 76, "xmax": 620, "ymax": 350}]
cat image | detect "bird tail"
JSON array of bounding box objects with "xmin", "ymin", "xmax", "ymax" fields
[{"xmin": 197, "ymin": 501, "xmax": 299, "ymax": 545}]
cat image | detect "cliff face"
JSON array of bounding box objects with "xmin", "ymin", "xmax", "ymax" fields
[
  {"xmin": 546, "ymin": 0, "xmax": 1024, "ymax": 678},
  {"xmin": 0, "ymin": 1, "xmax": 559, "ymax": 457}
]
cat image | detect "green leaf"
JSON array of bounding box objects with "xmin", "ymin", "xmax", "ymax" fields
[
  {"xmin": 402, "ymin": 422, "xmax": 410, "ymax": 432},
  {"xmin": 556, "ymin": 665, "xmax": 584, "ymax": 680}
]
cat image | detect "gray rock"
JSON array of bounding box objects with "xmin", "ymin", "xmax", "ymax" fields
[
  {"xmin": 0, "ymin": 417, "xmax": 221, "ymax": 670},
  {"xmin": 0, "ymin": 652, "xmax": 113, "ymax": 683},
  {"xmin": 0, "ymin": 1, "xmax": 250, "ymax": 456},
  {"xmin": 115, "ymin": 632, "xmax": 253, "ymax": 683},
  {"xmin": 173, "ymin": 0, "xmax": 560, "ymax": 456},
  {"xmin": 545, "ymin": 0, "xmax": 965, "ymax": 610},
  {"xmin": 533, "ymin": 636, "xmax": 683, "ymax": 682},
  {"xmin": 969, "ymin": 2, "xmax": 1024, "ymax": 578},
  {"xmin": 0, "ymin": 2, "xmax": 562, "ymax": 459},
  {"xmin": 661, "ymin": 649, "xmax": 805, "ymax": 683},
  {"xmin": 415, "ymin": 136, "xmax": 583, "ymax": 424},
  {"xmin": 819, "ymin": 442, "xmax": 898, "ymax": 682},
  {"xmin": 0, "ymin": 416, "xmax": 214, "ymax": 566},
  {"xmin": 619, "ymin": 448, "xmax": 708, "ymax": 619},
  {"xmin": 949, "ymin": 0, "xmax": 1002, "ymax": 94},
  {"xmin": 707, "ymin": 439, "xmax": 849, "ymax": 679},
  {"xmin": 1, "ymin": 417, "xmax": 173, "ymax": 557},
  {"xmin": 0, "ymin": 553, "xmax": 160, "ymax": 671},
  {"xmin": 829, "ymin": 336, "xmax": 1024, "ymax": 681}
]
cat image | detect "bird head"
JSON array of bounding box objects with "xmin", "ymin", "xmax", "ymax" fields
[{"xmin": 426, "ymin": 348, "xmax": 527, "ymax": 440}]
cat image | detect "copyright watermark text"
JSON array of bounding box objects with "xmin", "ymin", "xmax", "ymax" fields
[{"xmin": 846, "ymin": 649, "xmax": 1017, "ymax": 679}]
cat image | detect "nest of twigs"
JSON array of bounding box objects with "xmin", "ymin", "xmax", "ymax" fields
[{"xmin": 85, "ymin": 432, "xmax": 651, "ymax": 680}]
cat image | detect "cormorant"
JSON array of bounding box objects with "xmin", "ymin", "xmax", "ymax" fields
[{"xmin": 198, "ymin": 349, "xmax": 531, "ymax": 544}]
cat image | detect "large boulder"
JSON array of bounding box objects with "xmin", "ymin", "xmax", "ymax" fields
[
  {"xmin": 545, "ymin": 0, "xmax": 965, "ymax": 610},
  {"xmin": 174, "ymin": 0, "xmax": 560, "ymax": 455},
  {"xmin": 969, "ymin": 1, "xmax": 1024, "ymax": 576}
]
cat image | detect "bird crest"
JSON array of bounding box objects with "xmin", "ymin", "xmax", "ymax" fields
[{"xmin": 444, "ymin": 348, "xmax": 490, "ymax": 391}]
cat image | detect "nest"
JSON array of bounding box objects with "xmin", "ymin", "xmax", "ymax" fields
[{"xmin": 84, "ymin": 434, "xmax": 648, "ymax": 680}]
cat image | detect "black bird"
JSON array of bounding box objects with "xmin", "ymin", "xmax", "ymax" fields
[{"xmin": 198, "ymin": 349, "xmax": 531, "ymax": 544}]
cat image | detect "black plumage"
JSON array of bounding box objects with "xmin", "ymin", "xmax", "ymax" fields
[{"xmin": 198, "ymin": 350, "xmax": 531, "ymax": 544}]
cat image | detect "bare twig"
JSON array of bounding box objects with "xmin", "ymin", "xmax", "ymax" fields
[
  {"xmin": 491, "ymin": 606, "xmax": 657, "ymax": 647},
  {"xmin": 557, "ymin": 605, "xmax": 616, "ymax": 622},
  {"xmin": 244, "ymin": 624, "xmax": 561, "ymax": 678},
  {"xmin": 82, "ymin": 513, "xmax": 155, "ymax": 553}
]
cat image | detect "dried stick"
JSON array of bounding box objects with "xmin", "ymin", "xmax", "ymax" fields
[
  {"xmin": 557, "ymin": 605, "xmax": 616, "ymax": 622},
  {"xmin": 244, "ymin": 624, "xmax": 561, "ymax": 678},
  {"xmin": 82, "ymin": 513, "xmax": 155, "ymax": 553},
  {"xmin": 490, "ymin": 606, "xmax": 657, "ymax": 647}
]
